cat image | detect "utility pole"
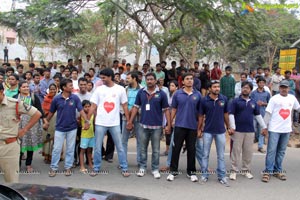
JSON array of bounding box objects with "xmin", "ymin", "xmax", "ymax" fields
[{"xmin": 114, "ymin": 0, "xmax": 120, "ymax": 60}]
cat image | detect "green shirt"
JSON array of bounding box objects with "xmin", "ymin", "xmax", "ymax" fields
[
  {"xmin": 220, "ymin": 75, "xmax": 235, "ymax": 99},
  {"xmin": 5, "ymin": 87, "xmax": 18, "ymax": 98}
]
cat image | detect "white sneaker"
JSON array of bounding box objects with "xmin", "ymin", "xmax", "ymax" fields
[
  {"xmin": 243, "ymin": 172, "xmax": 254, "ymax": 179},
  {"xmin": 229, "ymin": 172, "xmax": 236, "ymax": 180},
  {"xmin": 167, "ymin": 174, "xmax": 175, "ymax": 181},
  {"xmin": 136, "ymin": 169, "xmax": 145, "ymax": 177},
  {"xmin": 187, "ymin": 174, "xmax": 198, "ymax": 182},
  {"xmin": 152, "ymin": 170, "xmax": 161, "ymax": 179}
]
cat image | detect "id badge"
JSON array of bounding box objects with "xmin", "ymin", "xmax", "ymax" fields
[{"xmin": 146, "ymin": 104, "xmax": 150, "ymax": 111}]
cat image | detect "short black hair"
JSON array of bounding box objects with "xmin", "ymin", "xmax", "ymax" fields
[
  {"xmin": 33, "ymin": 73, "xmax": 40, "ymax": 78},
  {"xmin": 89, "ymin": 68, "xmax": 95, "ymax": 73},
  {"xmin": 256, "ymin": 76, "xmax": 266, "ymax": 83},
  {"xmin": 213, "ymin": 62, "xmax": 219, "ymax": 66},
  {"xmin": 6, "ymin": 67, "xmax": 14, "ymax": 73},
  {"xmin": 14, "ymin": 57, "xmax": 21, "ymax": 62},
  {"xmin": 161, "ymin": 61, "xmax": 167, "ymax": 65},
  {"xmin": 263, "ymin": 67, "xmax": 270, "ymax": 72},
  {"xmin": 100, "ymin": 68, "xmax": 115, "ymax": 81},
  {"xmin": 171, "ymin": 61, "xmax": 176, "ymax": 65},
  {"xmin": 285, "ymin": 70, "xmax": 291, "ymax": 75},
  {"xmin": 194, "ymin": 61, "xmax": 200, "ymax": 65},
  {"xmin": 145, "ymin": 72, "xmax": 156, "ymax": 80},
  {"xmin": 127, "ymin": 72, "xmax": 140, "ymax": 83},
  {"xmin": 60, "ymin": 78, "xmax": 72, "ymax": 91},
  {"xmin": 241, "ymin": 81, "xmax": 253, "ymax": 90},
  {"xmin": 87, "ymin": 81, "xmax": 94, "ymax": 87},
  {"xmin": 25, "ymin": 71, "xmax": 33, "ymax": 76},
  {"xmin": 68, "ymin": 58, "xmax": 73, "ymax": 63},
  {"xmin": 63, "ymin": 67, "xmax": 70, "ymax": 72},
  {"xmin": 182, "ymin": 73, "xmax": 193, "ymax": 80},
  {"xmin": 71, "ymin": 68, "xmax": 78, "ymax": 74},
  {"xmin": 113, "ymin": 60, "xmax": 119, "ymax": 64},
  {"xmin": 78, "ymin": 77, "xmax": 87, "ymax": 83},
  {"xmin": 17, "ymin": 64, "xmax": 24, "ymax": 69},
  {"xmin": 84, "ymin": 73, "xmax": 91, "ymax": 78},
  {"xmin": 86, "ymin": 55, "xmax": 91, "ymax": 58},
  {"xmin": 82, "ymin": 100, "xmax": 91, "ymax": 107},
  {"xmin": 225, "ymin": 66, "xmax": 232, "ymax": 71},
  {"xmin": 9, "ymin": 73, "xmax": 19, "ymax": 81},
  {"xmin": 44, "ymin": 67, "xmax": 51, "ymax": 72},
  {"xmin": 240, "ymin": 72, "xmax": 247, "ymax": 77},
  {"xmin": 29, "ymin": 63, "xmax": 35, "ymax": 68}
]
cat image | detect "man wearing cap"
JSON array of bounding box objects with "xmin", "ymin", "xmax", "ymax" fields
[
  {"xmin": 0, "ymin": 83, "xmax": 41, "ymax": 183},
  {"xmin": 261, "ymin": 80, "xmax": 300, "ymax": 183}
]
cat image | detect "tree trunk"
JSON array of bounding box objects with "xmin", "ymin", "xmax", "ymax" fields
[{"xmin": 158, "ymin": 47, "xmax": 167, "ymax": 63}]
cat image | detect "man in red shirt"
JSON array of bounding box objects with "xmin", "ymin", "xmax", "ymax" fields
[{"xmin": 211, "ymin": 62, "xmax": 222, "ymax": 80}]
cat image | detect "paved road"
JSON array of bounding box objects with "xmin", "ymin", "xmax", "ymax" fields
[{"xmin": 1, "ymin": 138, "xmax": 300, "ymax": 200}]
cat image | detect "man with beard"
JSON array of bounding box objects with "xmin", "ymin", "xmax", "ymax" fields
[
  {"xmin": 127, "ymin": 73, "xmax": 171, "ymax": 179},
  {"xmin": 122, "ymin": 72, "xmax": 142, "ymax": 166},
  {"xmin": 199, "ymin": 80, "xmax": 230, "ymax": 187},
  {"xmin": 229, "ymin": 81, "xmax": 267, "ymax": 181},
  {"xmin": 87, "ymin": 68, "xmax": 130, "ymax": 177},
  {"xmin": 261, "ymin": 80, "xmax": 300, "ymax": 183}
]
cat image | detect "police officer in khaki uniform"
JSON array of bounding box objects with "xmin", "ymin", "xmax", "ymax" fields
[{"xmin": 0, "ymin": 83, "xmax": 41, "ymax": 183}]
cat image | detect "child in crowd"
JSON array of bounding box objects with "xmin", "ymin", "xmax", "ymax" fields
[{"xmin": 79, "ymin": 100, "xmax": 95, "ymax": 173}]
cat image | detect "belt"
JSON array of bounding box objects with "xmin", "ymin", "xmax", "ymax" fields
[{"xmin": 0, "ymin": 137, "xmax": 18, "ymax": 145}]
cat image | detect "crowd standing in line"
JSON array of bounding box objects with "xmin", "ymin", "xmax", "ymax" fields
[{"xmin": 0, "ymin": 56, "xmax": 300, "ymax": 187}]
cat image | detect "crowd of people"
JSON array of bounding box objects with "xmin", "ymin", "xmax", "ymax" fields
[{"xmin": 0, "ymin": 56, "xmax": 299, "ymax": 187}]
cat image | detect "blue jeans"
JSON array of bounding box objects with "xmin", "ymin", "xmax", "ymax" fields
[
  {"xmin": 122, "ymin": 119, "xmax": 141, "ymax": 165},
  {"xmin": 94, "ymin": 125, "xmax": 128, "ymax": 172},
  {"xmin": 196, "ymin": 138, "xmax": 204, "ymax": 169},
  {"xmin": 254, "ymin": 119, "xmax": 264, "ymax": 149},
  {"xmin": 139, "ymin": 127, "xmax": 162, "ymax": 171},
  {"xmin": 51, "ymin": 129, "xmax": 77, "ymax": 170},
  {"xmin": 166, "ymin": 131, "xmax": 174, "ymax": 167},
  {"xmin": 264, "ymin": 132, "xmax": 290, "ymax": 173},
  {"xmin": 202, "ymin": 132, "xmax": 226, "ymax": 179}
]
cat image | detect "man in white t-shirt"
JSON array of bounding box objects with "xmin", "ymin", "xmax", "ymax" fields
[
  {"xmin": 87, "ymin": 68, "xmax": 131, "ymax": 177},
  {"xmin": 261, "ymin": 80, "xmax": 300, "ymax": 183}
]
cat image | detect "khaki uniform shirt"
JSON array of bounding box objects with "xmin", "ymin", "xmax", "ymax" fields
[{"xmin": 0, "ymin": 96, "xmax": 37, "ymax": 140}]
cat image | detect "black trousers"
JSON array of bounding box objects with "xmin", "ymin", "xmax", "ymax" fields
[
  {"xmin": 20, "ymin": 151, "xmax": 34, "ymax": 166},
  {"xmin": 170, "ymin": 127, "xmax": 197, "ymax": 176}
]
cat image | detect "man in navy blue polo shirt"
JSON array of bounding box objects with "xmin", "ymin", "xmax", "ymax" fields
[
  {"xmin": 45, "ymin": 78, "xmax": 90, "ymax": 177},
  {"xmin": 229, "ymin": 81, "xmax": 267, "ymax": 181},
  {"xmin": 167, "ymin": 73, "xmax": 201, "ymax": 182},
  {"xmin": 127, "ymin": 72, "xmax": 171, "ymax": 179},
  {"xmin": 198, "ymin": 80, "xmax": 230, "ymax": 187}
]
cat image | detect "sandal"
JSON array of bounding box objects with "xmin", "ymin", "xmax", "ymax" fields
[
  {"xmin": 26, "ymin": 166, "xmax": 33, "ymax": 173},
  {"xmin": 262, "ymin": 173, "xmax": 270, "ymax": 183},
  {"xmin": 65, "ymin": 169, "xmax": 72, "ymax": 176},
  {"xmin": 122, "ymin": 171, "xmax": 131, "ymax": 177},
  {"xmin": 273, "ymin": 173, "xmax": 287, "ymax": 181},
  {"xmin": 48, "ymin": 170, "xmax": 57, "ymax": 177},
  {"xmin": 79, "ymin": 168, "xmax": 88, "ymax": 174},
  {"xmin": 89, "ymin": 170, "xmax": 99, "ymax": 177}
]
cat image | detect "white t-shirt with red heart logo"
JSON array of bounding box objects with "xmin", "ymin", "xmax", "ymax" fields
[
  {"xmin": 90, "ymin": 84, "xmax": 127, "ymax": 127},
  {"xmin": 266, "ymin": 94, "xmax": 300, "ymax": 133}
]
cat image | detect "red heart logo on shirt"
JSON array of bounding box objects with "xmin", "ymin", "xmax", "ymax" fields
[
  {"xmin": 279, "ymin": 109, "xmax": 290, "ymax": 120},
  {"xmin": 104, "ymin": 102, "xmax": 115, "ymax": 113}
]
